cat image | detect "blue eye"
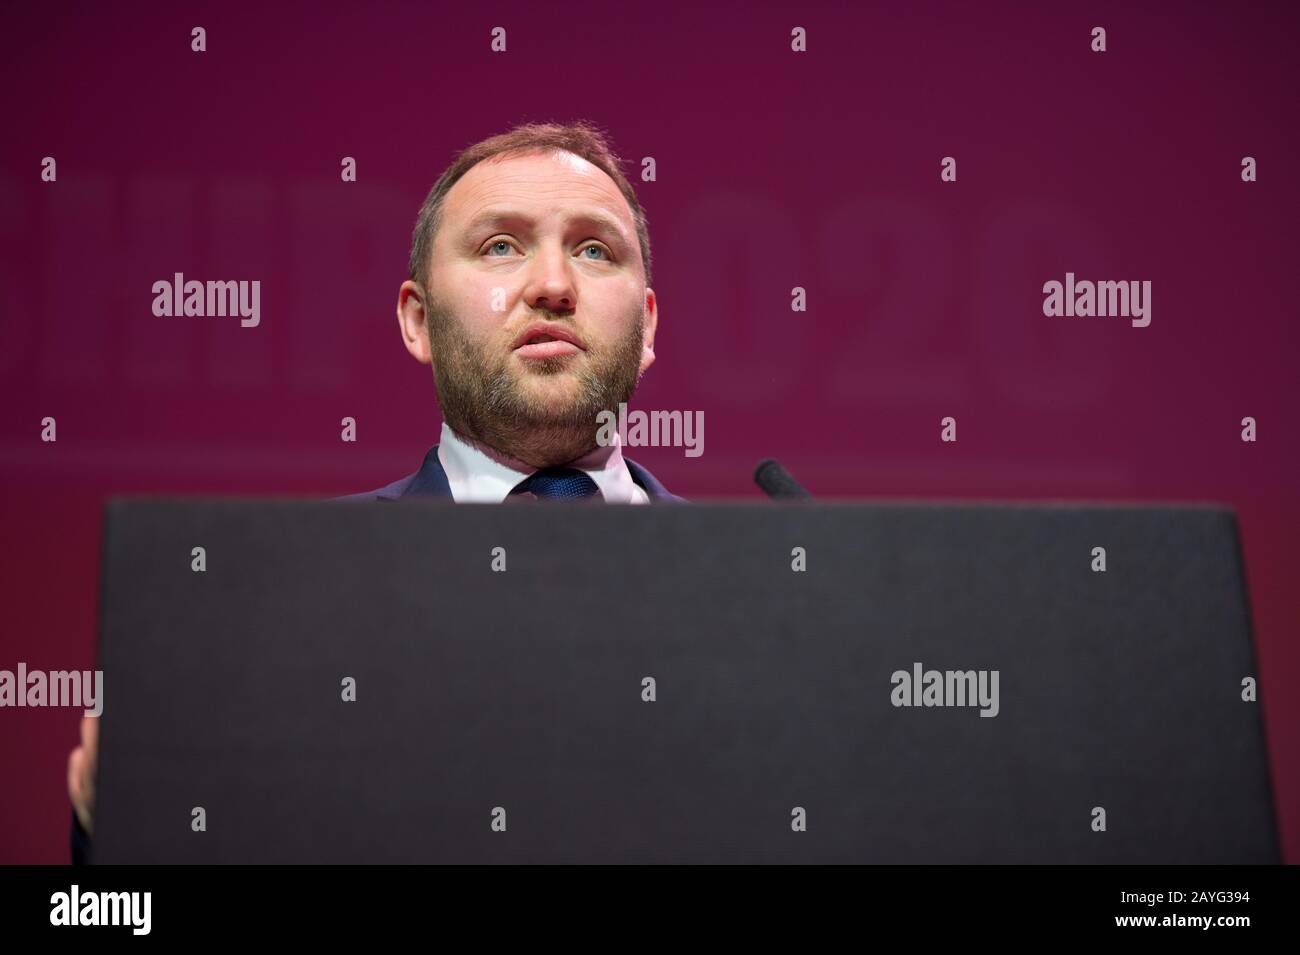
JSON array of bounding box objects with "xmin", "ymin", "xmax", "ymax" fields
[
  {"xmin": 485, "ymin": 240, "xmax": 514, "ymax": 257},
  {"xmin": 580, "ymin": 244, "xmax": 610, "ymax": 261}
]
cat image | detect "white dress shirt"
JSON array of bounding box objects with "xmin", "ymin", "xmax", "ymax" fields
[{"xmin": 436, "ymin": 421, "xmax": 650, "ymax": 504}]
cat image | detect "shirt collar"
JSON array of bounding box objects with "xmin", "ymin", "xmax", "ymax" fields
[{"xmin": 435, "ymin": 421, "xmax": 648, "ymax": 503}]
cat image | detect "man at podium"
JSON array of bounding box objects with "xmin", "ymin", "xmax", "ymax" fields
[{"xmin": 67, "ymin": 120, "xmax": 683, "ymax": 861}]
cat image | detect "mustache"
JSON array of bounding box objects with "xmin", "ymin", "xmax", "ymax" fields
[
  {"xmin": 530, "ymin": 308, "xmax": 573, "ymax": 322},
  {"xmin": 511, "ymin": 310, "xmax": 577, "ymax": 339}
]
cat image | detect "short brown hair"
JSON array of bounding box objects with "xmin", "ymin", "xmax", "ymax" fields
[{"xmin": 407, "ymin": 120, "xmax": 653, "ymax": 290}]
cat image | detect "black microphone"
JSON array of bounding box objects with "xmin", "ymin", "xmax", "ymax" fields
[{"xmin": 753, "ymin": 458, "xmax": 812, "ymax": 499}]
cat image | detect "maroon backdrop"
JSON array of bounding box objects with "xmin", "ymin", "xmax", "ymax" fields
[{"xmin": 2, "ymin": 0, "xmax": 1296, "ymax": 862}]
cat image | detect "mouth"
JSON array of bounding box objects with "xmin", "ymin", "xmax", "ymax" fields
[{"xmin": 512, "ymin": 322, "xmax": 585, "ymax": 360}]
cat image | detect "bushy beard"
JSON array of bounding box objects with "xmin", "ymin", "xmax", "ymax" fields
[{"xmin": 425, "ymin": 294, "xmax": 646, "ymax": 468}]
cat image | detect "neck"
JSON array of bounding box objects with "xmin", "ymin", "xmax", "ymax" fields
[{"xmin": 449, "ymin": 420, "xmax": 600, "ymax": 471}]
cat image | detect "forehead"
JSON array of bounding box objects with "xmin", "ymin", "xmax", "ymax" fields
[{"xmin": 442, "ymin": 149, "xmax": 634, "ymax": 233}]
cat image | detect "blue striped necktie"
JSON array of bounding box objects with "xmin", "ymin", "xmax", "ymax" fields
[{"xmin": 509, "ymin": 467, "xmax": 601, "ymax": 501}]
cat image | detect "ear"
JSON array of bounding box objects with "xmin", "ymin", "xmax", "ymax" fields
[
  {"xmin": 638, "ymin": 286, "xmax": 658, "ymax": 375},
  {"xmin": 397, "ymin": 280, "xmax": 432, "ymax": 365}
]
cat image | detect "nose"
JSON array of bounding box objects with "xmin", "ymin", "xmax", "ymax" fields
[{"xmin": 522, "ymin": 242, "xmax": 577, "ymax": 315}]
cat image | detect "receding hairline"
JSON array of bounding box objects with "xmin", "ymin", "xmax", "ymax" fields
[
  {"xmin": 427, "ymin": 147, "xmax": 639, "ymax": 255},
  {"xmin": 408, "ymin": 124, "xmax": 653, "ymax": 290}
]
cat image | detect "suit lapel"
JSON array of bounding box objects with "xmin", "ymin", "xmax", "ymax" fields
[
  {"xmin": 398, "ymin": 444, "xmax": 683, "ymax": 502},
  {"xmin": 625, "ymin": 457, "xmax": 685, "ymax": 503},
  {"xmin": 399, "ymin": 446, "xmax": 453, "ymax": 499}
]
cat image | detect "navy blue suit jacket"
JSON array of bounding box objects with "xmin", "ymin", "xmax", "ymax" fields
[
  {"xmin": 337, "ymin": 444, "xmax": 686, "ymax": 503},
  {"xmin": 71, "ymin": 444, "xmax": 682, "ymax": 862}
]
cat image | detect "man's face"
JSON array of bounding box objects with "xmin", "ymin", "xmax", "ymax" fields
[{"xmin": 398, "ymin": 150, "xmax": 657, "ymax": 464}]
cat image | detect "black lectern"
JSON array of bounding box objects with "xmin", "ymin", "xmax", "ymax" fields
[{"xmin": 91, "ymin": 499, "xmax": 1279, "ymax": 863}]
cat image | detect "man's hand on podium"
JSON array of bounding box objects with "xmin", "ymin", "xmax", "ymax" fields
[{"xmin": 68, "ymin": 715, "xmax": 98, "ymax": 836}]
